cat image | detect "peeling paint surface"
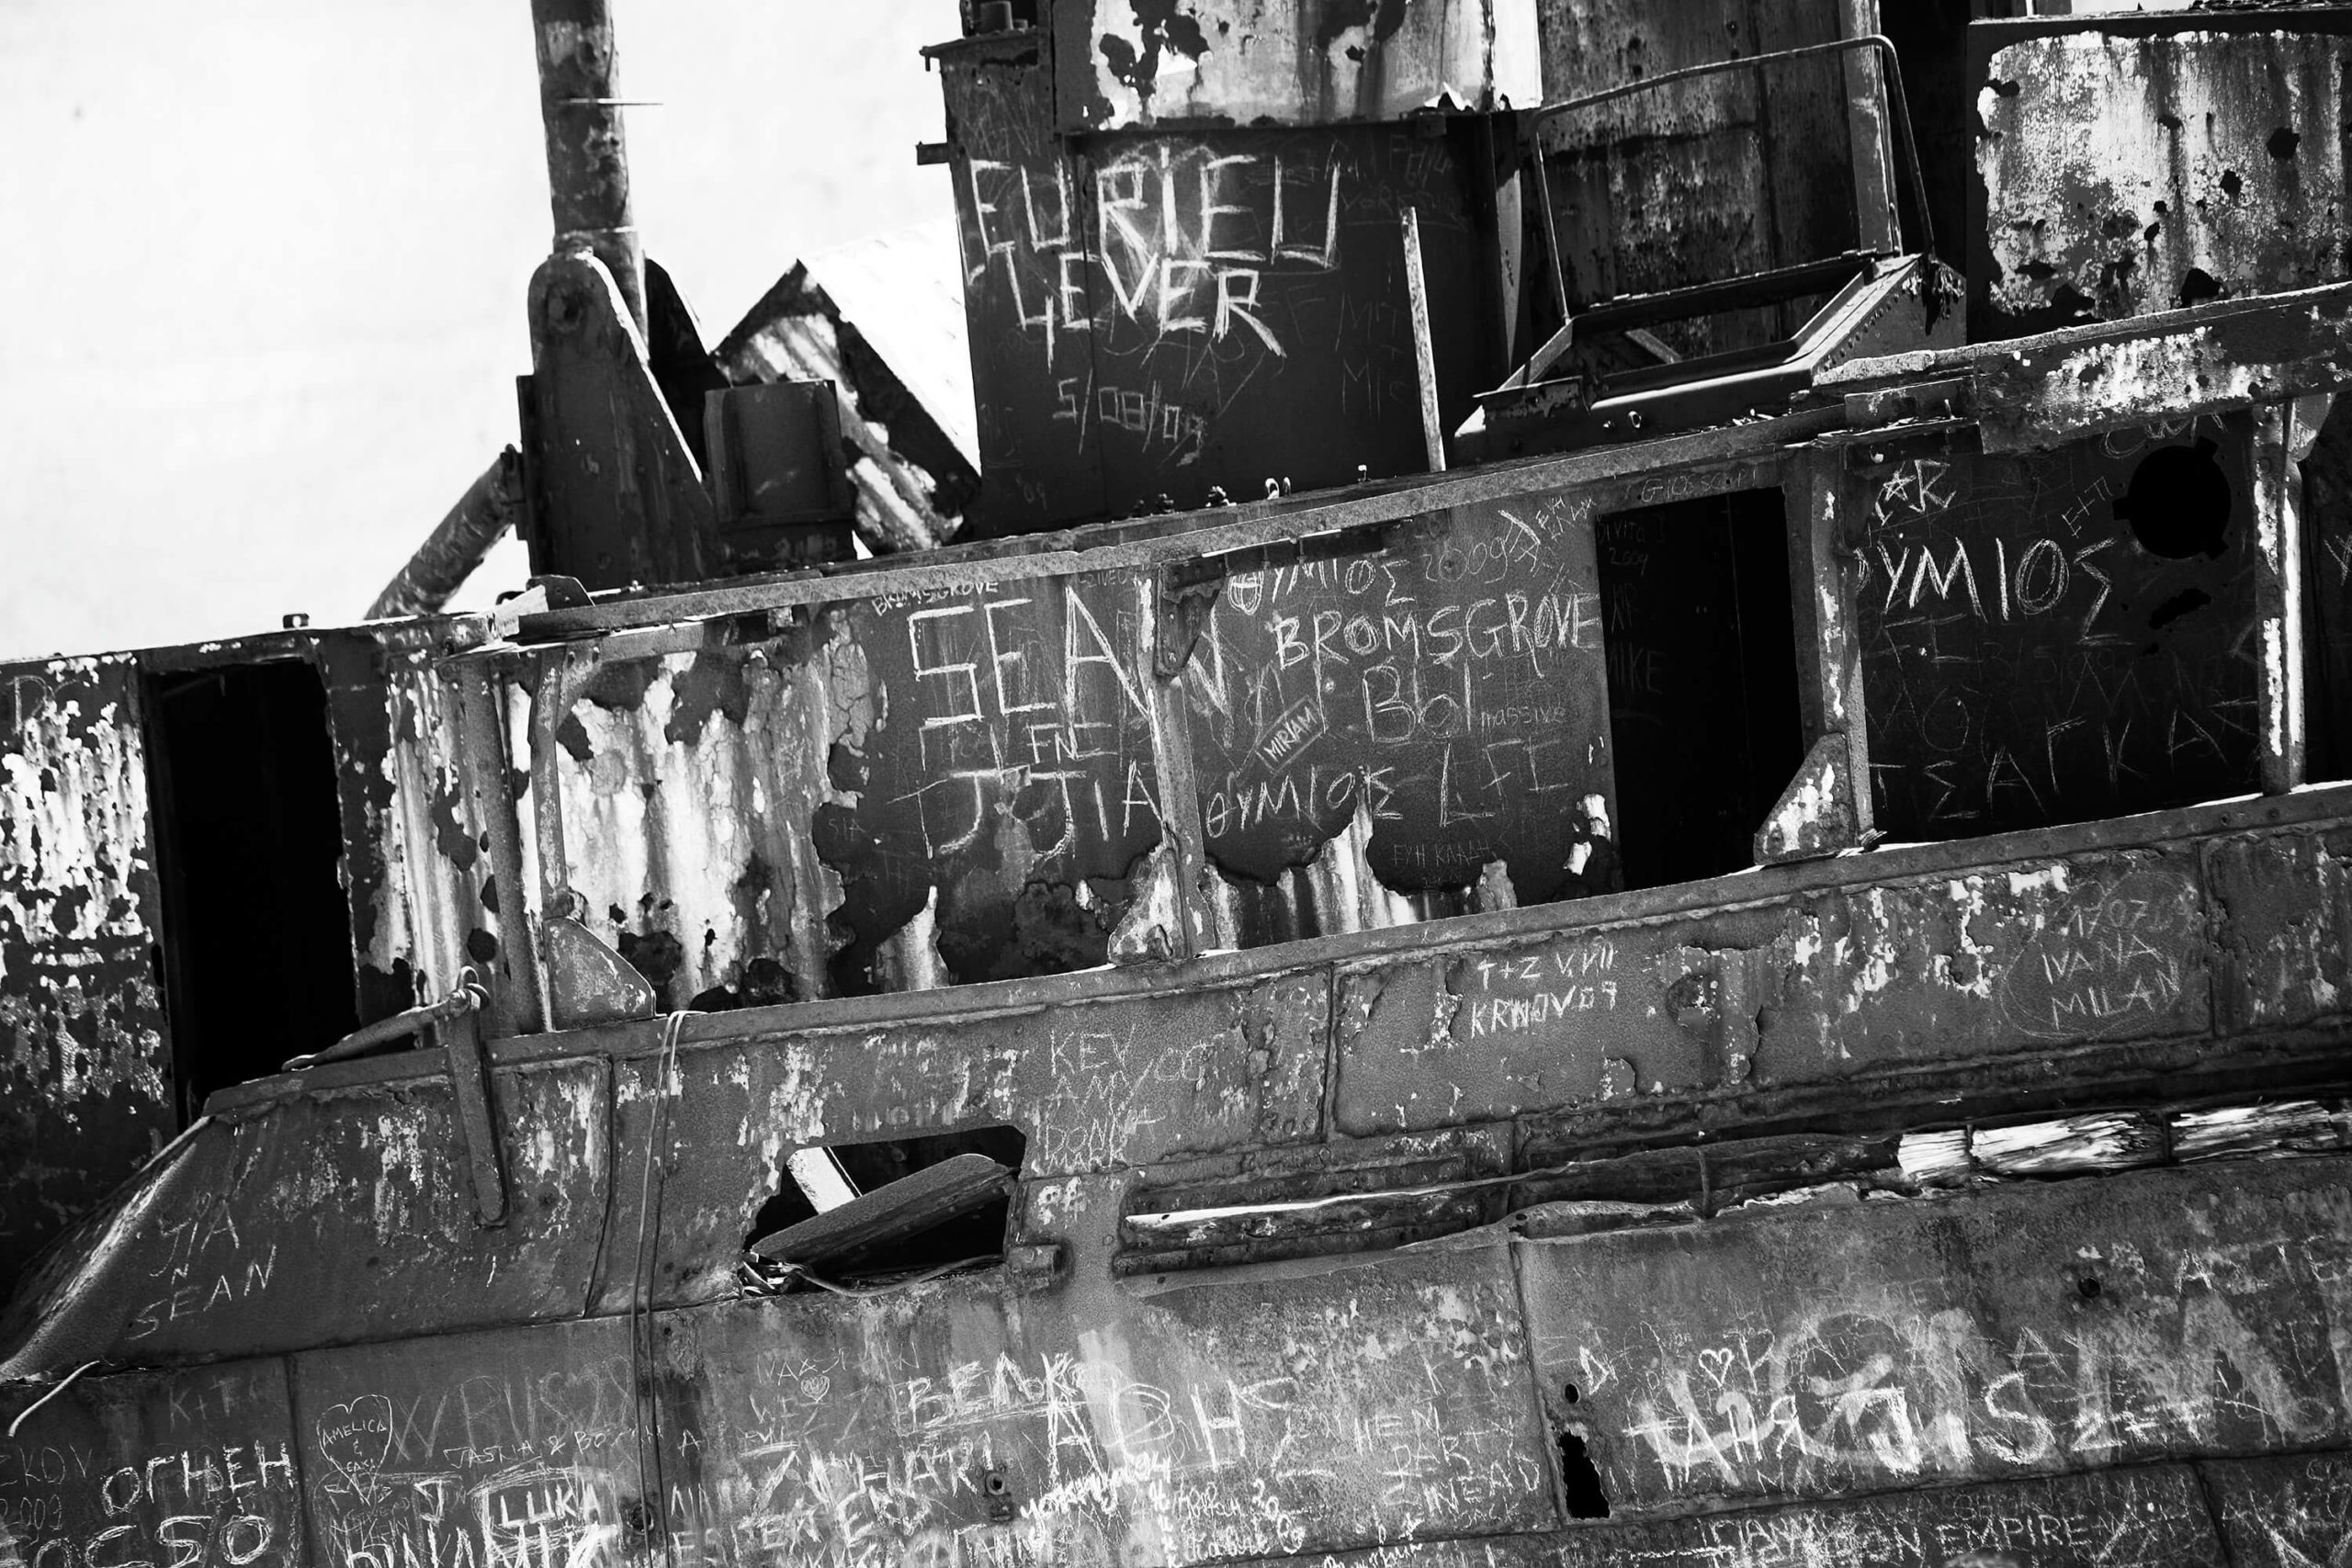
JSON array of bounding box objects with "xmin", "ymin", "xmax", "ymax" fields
[
  {"xmin": 321, "ymin": 634, "xmax": 424, "ymax": 1027},
  {"xmin": 23, "ymin": 788, "xmax": 2348, "ymax": 1370},
  {"xmin": 1973, "ymin": 24, "xmax": 2350, "ymax": 340},
  {"xmin": 1756, "ymin": 851, "xmax": 2208, "ymax": 1077},
  {"xmin": 549, "ymin": 645, "xmax": 839, "ymax": 1009},
  {"xmin": 379, "ymin": 659, "xmax": 497, "ymax": 1018},
  {"xmin": 2204, "ymin": 827, "xmax": 2352, "ymax": 1033},
  {"xmin": 545, "ymin": 576, "xmax": 1169, "ymax": 998},
  {"xmin": 1054, "ymin": 0, "xmax": 1541, "ymax": 132},
  {"xmin": 0, "ymin": 654, "xmax": 170, "ymax": 1296}
]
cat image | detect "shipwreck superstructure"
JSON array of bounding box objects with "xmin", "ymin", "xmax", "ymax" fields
[{"xmin": 10, "ymin": 2, "xmax": 2352, "ymax": 1564}]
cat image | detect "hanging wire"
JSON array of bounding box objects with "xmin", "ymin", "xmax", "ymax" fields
[
  {"xmin": 628, "ymin": 1010, "xmax": 692, "ymax": 1568},
  {"xmin": 6, "ymin": 1361, "xmax": 100, "ymax": 1438}
]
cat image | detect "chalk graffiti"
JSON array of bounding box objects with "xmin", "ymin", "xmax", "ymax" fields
[
  {"xmin": 963, "ymin": 142, "xmax": 1344, "ymax": 372},
  {"xmin": 1183, "ymin": 491, "xmax": 1611, "ymax": 888},
  {"xmin": 126, "ymin": 1201, "xmax": 278, "ymax": 1343},
  {"xmin": 1996, "ymin": 869, "xmax": 2199, "ymax": 1040},
  {"xmin": 291, "ymin": 1278, "xmax": 1544, "ymax": 1568},
  {"xmin": 1550, "ymin": 1190, "xmax": 2352, "ymax": 1508},
  {"xmin": 1859, "ymin": 426, "xmax": 2259, "ymax": 837},
  {"xmin": 0, "ymin": 1440, "xmax": 298, "ymax": 1568}
]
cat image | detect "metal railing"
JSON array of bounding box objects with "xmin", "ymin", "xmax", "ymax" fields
[{"xmin": 1525, "ymin": 35, "xmax": 1936, "ymax": 339}]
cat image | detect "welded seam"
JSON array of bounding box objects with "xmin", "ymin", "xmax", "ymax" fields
[
  {"xmin": 1503, "ymin": 1216, "xmax": 1574, "ymax": 1527},
  {"xmin": 2190, "ymin": 1456, "xmax": 2240, "ymax": 1568},
  {"xmin": 278, "ymin": 1354, "xmax": 334, "ymax": 1568}
]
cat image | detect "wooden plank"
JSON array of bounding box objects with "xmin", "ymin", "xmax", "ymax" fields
[{"xmin": 748, "ymin": 1152, "xmax": 1011, "ymax": 1268}]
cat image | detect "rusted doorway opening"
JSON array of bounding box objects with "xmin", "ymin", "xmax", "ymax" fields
[
  {"xmin": 1593, "ymin": 488, "xmax": 1804, "ymax": 889},
  {"xmin": 145, "ymin": 660, "xmax": 358, "ymax": 1122}
]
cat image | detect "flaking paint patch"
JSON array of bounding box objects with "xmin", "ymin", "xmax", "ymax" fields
[
  {"xmin": 1074, "ymin": 0, "xmax": 1539, "ymax": 130},
  {"xmin": 552, "ymin": 642, "xmax": 849, "ymax": 1008},
  {"xmin": 2006, "ymin": 865, "xmax": 2071, "ymax": 898},
  {"xmin": 519, "ymin": 1068, "xmax": 605, "ymax": 1179},
  {"xmin": 379, "ymin": 665, "xmax": 490, "ymax": 1010},
  {"xmin": 365, "ymin": 1108, "xmax": 430, "ymax": 1246},
  {"xmin": 1977, "ymin": 31, "xmax": 2346, "ymax": 333},
  {"xmin": 0, "ymin": 658, "xmax": 171, "ymax": 1236}
]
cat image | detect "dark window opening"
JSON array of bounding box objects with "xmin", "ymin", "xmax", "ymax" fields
[
  {"xmin": 1558, "ymin": 1430, "xmax": 1611, "ymax": 1518},
  {"xmin": 145, "ymin": 660, "xmax": 358, "ymax": 1123},
  {"xmin": 747, "ymin": 1124, "xmax": 1026, "ymax": 1282},
  {"xmin": 1593, "ymin": 488, "xmax": 1805, "ymax": 890}
]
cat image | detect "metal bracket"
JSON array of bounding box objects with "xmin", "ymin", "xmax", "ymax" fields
[
  {"xmin": 521, "ymin": 249, "xmax": 718, "ymax": 591},
  {"xmin": 441, "ymin": 996, "xmax": 510, "ymax": 1227},
  {"xmin": 1754, "ymin": 731, "xmax": 1866, "ymax": 864},
  {"xmin": 545, "ymin": 916, "xmax": 658, "ymax": 1030}
]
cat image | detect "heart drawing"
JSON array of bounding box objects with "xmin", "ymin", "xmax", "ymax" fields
[{"xmin": 316, "ymin": 1394, "xmax": 394, "ymax": 1502}]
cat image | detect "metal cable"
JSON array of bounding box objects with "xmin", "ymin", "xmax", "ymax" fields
[
  {"xmin": 628, "ymin": 1010, "xmax": 691, "ymax": 1568},
  {"xmin": 6, "ymin": 1360, "xmax": 99, "ymax": 1438}
]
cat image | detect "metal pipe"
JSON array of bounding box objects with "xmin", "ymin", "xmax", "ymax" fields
[
  {"xmin": 530, "ymin": 0, "xmax": 646, "ymax": 332},
  {"xmin": 367, "ymin": 449, "xmax": 525, "ymax": 620},
  {"xmin": 1401, "ymin": 209, "xmax": 1445, "ymax": 475},
  {"xmin": 284, "ymin": 985, "xmax": 481, "ymax": 1072},
  {"xmin": 457, "ymin": 660, "xmax": 547, "ymax": 1035},
  {"xmin": 530, "ymin": 646, "xmax": 600, "ymax": 941}
]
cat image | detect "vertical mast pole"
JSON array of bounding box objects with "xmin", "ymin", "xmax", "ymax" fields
[{"xmin": 530, "ymin": 0, "xmax": 646, "ymax": 333}]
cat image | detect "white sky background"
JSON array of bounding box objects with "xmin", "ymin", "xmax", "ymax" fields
[{"xmin": 0, "ymin": 0, "xmax": 962, "ymax": 660}]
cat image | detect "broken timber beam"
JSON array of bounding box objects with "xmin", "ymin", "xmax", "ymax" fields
[{"xmin": 749, "ymin": 1153, "xmax": 1012, "ymax": 1273}]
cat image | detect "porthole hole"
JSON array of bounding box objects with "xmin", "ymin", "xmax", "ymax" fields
[{"xmin": 2116, "ymin": 437, "xmax": 2232, "ymax": 559}]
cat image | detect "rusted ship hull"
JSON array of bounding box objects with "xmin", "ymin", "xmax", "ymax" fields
[
  {"xmin": 17, "ymin": 4, "xmax": 2352, "ymax": 1564},
  {"xmin": 9, "ymin": 776, "xmax": 2352, "ymax": 1564}
]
